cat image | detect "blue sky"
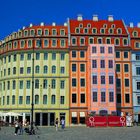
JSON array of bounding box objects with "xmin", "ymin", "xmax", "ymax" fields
[{"xmin": 0, "ymin": 0, "xmax": 140, "ymax": 40}]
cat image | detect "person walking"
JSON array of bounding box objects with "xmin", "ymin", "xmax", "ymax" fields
[
  {"xmin": 61, "ymin": 118, "xmax": 65, "ymax": 130},
  {"xmin": 14, "ymin": 119, "xmax": 19, "ymax": 135},
  {"xmin": 19, "ymin": 121, "xmax": 23, "ymax": 135},
  {"xmin": 55, "ymin": 118, "xmax": 59, "ymax": 131}
]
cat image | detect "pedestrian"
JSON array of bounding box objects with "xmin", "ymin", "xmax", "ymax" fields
[
  {"xmin": 14, "ymin": 119, "xmax": 19, "ymax": 135},
  {"xmin": 61, "ymin": 118, "xmax": 65, "ymax": 130},
  {"xmin": 55, "ymin": 118, "xmax": 59, "ymax": 131},
  {"xmin": 19, "ymin": 121, "xmax": 23, "ymax": 135}
]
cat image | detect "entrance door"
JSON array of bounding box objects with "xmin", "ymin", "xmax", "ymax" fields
[
  {"xmin": 60, "ymin": 113, "xmax": 65, "ymax": 121},
  {"xmin": 42, "ymin": 113, "xmax": 48, "ymax": 126},
  {"xmin": 35, "ymin": 113, "xmax": 40, "ymax": 126},
  {"xmin": 50, "ymin": 113, "xmax": 55, "ymax": 126}
]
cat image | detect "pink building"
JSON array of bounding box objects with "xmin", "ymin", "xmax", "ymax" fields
[{"xmin": 88, "ymin": 44, "xmax": 116, "ymax": 115}]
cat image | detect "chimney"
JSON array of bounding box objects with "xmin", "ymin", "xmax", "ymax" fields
[
  {"xmin": 30, "ymin": 23, "xmax": 33, "ymax": 27},
  {"xmin": 77, "ymin": 14, "xmax": 83, "ymax": 21},
  {"xmin": 40, "ymin": 22, "xmax": 44, "ymax": 26},
  {"xmin": 64, "ymin": 22, "xmax": 67, "ymax": 26},
  {"xmin": 129, "ymin": 22, "xmax": 133, "ymax": 28},
  {"xmin": 108, "ymin": 15, "xmax": 114, "ymax": 22},
  {"xmin": 137, "ymin": 23, "xmax": 140, "ymax": 28},
  {"xmin": 93, "ymin": 15, "xmax": 98, "ymax": 21},
  {"xmin": 52, "ymin": 22, "xmax": 56, "ymax": 26}
]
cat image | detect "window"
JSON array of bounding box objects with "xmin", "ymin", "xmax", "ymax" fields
[
  {"xmin": 92, "ymin": 47, "xmax": 96, "ymax": 53},
  {"xmin": 43, "ymin": 95, "xmax": 47, "ymax": 104},
  {"xmin": 124, "ymin": 52, "xmax": 128, "ymax": 58},
  {"xmin": 80, "ymin": 51, "xmax": 85, "ymax": 58},
  {"xmin": 35, "ymin": 66, "xmax": 40, "ymax": 73},
  {"xmin": 92, "ymin": 60, "xmax": 97, "ymax": 68},
  {"xmin": 100, "ymin": 46, "xmax": 105, "ymax": 53},
  {"xmin": 7, "ymin": 96, "xmax": 10, "ymax": 105},
  {"xmin": 44, "ymin": 53, "xmax": 48, "ymax": 60},
  {"xmin": 60, "ymin": 53, "xmax": 65, "ymax": 60},
  {"xmin": 80, "ymin": 64, "xmax": 85, "ymax": 72},
  {"xmin": 133, "ymin": 31, "xmax": 138, "ymax": 37},
  {"xmin": 75, "ymin": 28, "xmax": 80, "ymax": 34},
  {"xmin": 26, "ymin": 96, "xmax": 30, "ymax": 104},
  {"xmin": 124, "ymin": 64, "xmax": 129, "ymax": 72},
  {"xmin": 30, "ymin": 30, "xmax": 35, "ymax": 36},
  {"xmin": 8, "ymin": 55, "xmax": 11, "ymax": 62},
  {"xmin": 80, "ymin": 78, "xmax": 85, "ymax": 87},
  {"xmin": 44, "ymin": 29, "xmax": 49, "ymax": 35},
  {"xmin": 72, "ymin": 64, "xmax": 77, "ymax": 73},
  {"xmin": 51, "ymin": 95, "xmax": 55, "ymax": 104},
  {"xmin": 19, "ymin": 96, "xmax": 23, "ymax": 105},
  {"xmin": 13, "ymin": 54, "xmax": 17, "ymax": 61},
  {"xmin": 20, "ymin": 54, "xmax": 24, "ymax": 61},
  {"xmin": 84, "ymin": 28, "xmax": 88, "ymax": 34},
  {"xmin": 3, "ymin": 96, "xmax": 5, "ymax": 105},
  {"xmin": 117, "ymin": 28, "xmax": 122, "ymax": 34},
  {"xmin": 8, "ymin": 68, "xmax": 10, "ymax": 75},
  {"xmin": 115, "ymin": 38, "xmax": 120, "ymax": 46},
  {"xmin": 72, "ymin": 94, "xmax": 76, "ymax": 103},
  {"xmin": 52, "ymin": 65, "xmax": 56, "ymax": 73},
  {"xmin": 106, "ymin": 38, "xmax": 111, "ymax": 44},
  {"xmin": 98, "ymin": 38, "xmax": 102, "ymax": 44},
  {"xmin": 116, "ymin": 52, "xmax": 120, "ymax": 58},
  {"xmin": 28, "ymin": 40, "xmax": 32, "ymax": 48},
  {"xmin": 13, "ymin": 41, "xmax": 17, "ymax": 48},
  {"xmin": 60, "ymin": 67, "xmax": 65, "ymax": 74},
  {"xmin": 101, "ymin": 76, "xmax": 105, "ymax": 84},
  {"xmin": 20, "ymin": 67, "xmax": 24, "ymax": 74},
  {"xmin": 52, "ymin": 53, "xmax": 56, "ymax": 60},
  {"xmin": 60, "ymin": 39, "xmax": 65, "ymax": 47},
  {"xmin": 137, "ymin": 82, "xmax": 140, "ymax": 90},
  {"xmin": 123, "ymin": 39, "xmax": 128, "ymax": 46},
  {"xmin": 72, "ymin": 38, "xmax": 77, "ymax": 45},
  {"xmin": 93, "ymin": 75, "xmax": 97, "ymax": 84},
  {"xmin": 137, "ymin": 96, "xmax": 140, "ymax": 105},
  {"xmin": 89, "ymin": 38, "xmax": 94, "ymax": 44},
  {"xmin": 100, "ymin": 28, "xmax": 105, "ymax": 34},
  {"xmin": 60, "ymin": 29, "xmax": 65, "ymax": 35},
  {"xmin": 125, "ymin": 94, "xmax": 130, "ymax": 103},
  {"xmin": 27, "ymin": 53, "xmax": 31, "ymax": 60},
  {"xmin": 60, "ymin": 96, "xmax": 65, "ymax": 104},
  {"xmin": 135, "ymin": 42, "xmax": 140, "ymax": 48},
  {"xmin": 60, "ymin": 80, "xmax": 65, "ymax": 89},
  {"xmin": 72, "ymin": 51, "xmax": 76, "ymax": 58},
  {"xmin": 101, "ymin": 92, "xmax": 106, "ymax": 102},
  {"xmin": 19, "ymin": 81, "xmax": 23, "ymax": 89},
  {"xmin": 24, "ymin": 30, "xmax": 28, "ymax": 36},
  {"xmin": 109, "ymin": 28, "xmax": 113, "ymax": 34},
  {"xmin": 72, "ymin": 78, "xmax": 76, "ymax": 87},
  {"xmin": 35, "ymin": 95, "xmax": 39, "ymax": 104},
  {"xmin": 125, "ymin": 79, "xmax": 129, "ymax": 87},
  {"xmin": 20, "ymin": 40, "xmax": 25, "ymax": 48},
  {"xmin": 92, "ymin": 28, "xmax": 97, "ymax": 34},
  {"xmin": 12, "ymin": 80, "xmax": 16, "ymax": 89},
  {"xmin": 109, "ymin": 76, "xmax": 114, "ymax": 84},
  {"xmin": 116, "ymin": 79, "xmax": 121, "ymax": 87},
  {"xmin": 101, "ymin": 60, "xmax": 105, "ymax": 68},
  {"xmin": 117, "ymin": 94, "xmax": 121, "ymax": 103},
  {"xmin": 43, "ymin": 79, "xmax": 47, "ymax": 89},
  {"xmin": 51, "ymin": 79, "xmax": 56, "ymax": 89},
  {"xmin": 44, "ymin": 39, "xmax": 48, "ymax": 47},
  {"xmin": 12, "ymin": 95, "xmax": 15, "ymax": 105},
  {"xmin": 109, "ymin": 60, "xmax": 113, "ymax": 68},
  {"xmin": 52, "ymin": 39, "xmax": 57, "ymax": 47},
  {"xmin": 79, "ymin": 23, "xmax": 83, "ymax": 28},
  {"xmin": 36, "ymin": 39, "xmax": 41, "ymax": 47},
  {"xmin": 35, "ymin": 79, "xmax": 39, "ymax": 89},
  {"xmin": 7, "ymin": 81, "xmax": 10, "ymax": 90},
  {"xmin": 116, "ymin": 64, "xmax": 120, "ymax": 72},
  {"xmin": 81, "ymin": 94, "xmax": 85, "ymax": 103},
  {"xmin": 36, "ymin": 53, "xmax": 40, "ymax": 60},
  {"xmin": 109, "ymin": 92, "xmax": 114, "ymax": 102},
  {"xmin": 44, "ymin": 65, "xmax": 48, "ymax": 73},
  {"xmin": 37, "ymin": 29, "xmax": 42, "ymax": 35},
  {"xmin": 136, "ymin": 54, "xmax": 140, "ymax": 60},
  {"xmin": 80, "ymin": 38, "xmax": 85, "ymax": 45},
  {"xmin": 93, "ymin": 92, "xmax": 97, "ymax": 102},
  {"xmin": 136, "ymin": 67, "xmax": 140, "ymax": 75},
  {"xmin": 26, "ymin": 80, "xmax": 30, "ymax": 89},
  {"xmin": 108, "ymin": 47, "xmax": 113, "ymax": 53},
  {"xmin": 27, "ymin": 67, "xmax": 31, "ymax": 74}
]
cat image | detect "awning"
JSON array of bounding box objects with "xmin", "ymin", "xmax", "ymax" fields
[
  {"xmin": 72, "ymin": 112, "xmax": 77, "ymax": 117},
  {"xmin": 80, "ymin": 112, "xmax": 85, "ymax": 117}
]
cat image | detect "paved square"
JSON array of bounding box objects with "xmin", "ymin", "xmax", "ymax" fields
[{"xmin": 0, "ymin": 126, "xmax": 140, "ymax": 140}]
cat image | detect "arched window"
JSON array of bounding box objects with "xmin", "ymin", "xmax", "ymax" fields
[
  {"xmin": 35, "ymin": 79, "xmax": 39, "ymax": 89},
  {"xmin": 44, "ymin": 65, "xmax": 48, "ymax": 74},
  {"xmin": 12, "ymin": 95, "xmax": 15, "ymax": 105},
  {"xmin": 135, "ymin": 42, "xmax": 140, "ymax": 48},
  {"xmin": 35, "ymin": 95, "xmax": 39, "ymax": 104},
  {"xmin": 51, "ymin": 79, "xmax": 56, "ymax": 89},
  {"xmin": 89, "ymin": 37, "xmax": 94, "ymax": 44},
  {"xmin": 108, "ymin": 28, "xmax": 114, "ymax": 34},
  {"xmin": 52, "ymin": 65, "xmax": 56, "ymax": 73},
  {"xmin": 28, "ymin": 40, "xmax": 32, "ymax": 48},
  {"xmin": 35, "ymin": 65, "xmax": 40, "ymax": 73},
  {"xmin": 133, "ymin": 31, "xmax": 138, "ymax": 37},
  {"xmin": 75, "ymin": 28, "xmax": 80, "ymax": 34},
  {"xmin": 123, "ymin": 38, "xmax": 128, "ymax": 46},
  {"xmin": 92, "ymin": 28, "xmax": 97, "ymax": 34},
  {"xmin": 13, "ymin": 67, "xmax": 16, "ymax": 74},
  {"xmin": 12, "ymin": 80, "xmax": 16, "ymax": 89},
  {"xmin": 80, "ymin": 38, "xmax": 85, "ymax": 45},
  {"xmin": 43, "ymin": 79, "xmax": 47, "ymax": 89},
  {"xmin": 117, "ymin": 28, "xmax": 122, "ymax": 34},
  {"xmin": 51, "ymin": 95, "xmax": 56, "ymax": 104},
  {"xmin": 115, "ymin": 38, "xmax": 120, "ymax": 46},
  {"xmin": 20, "ymin": 40, "xmax": 25, "ymax": 48},
  {"xmin": 43, "ymin": 95, "xmax": 47, "ymax": 104},
  {"xmin": 97, "ymin": 38, "xmax": 103, "ymax": 44},
  {"xmin": 72, "ymin": 38, "xmax": 77, "ymax": 45}
]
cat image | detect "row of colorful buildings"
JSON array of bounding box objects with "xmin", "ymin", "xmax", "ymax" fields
[{"xmin": 0, "ymin": 15, "xmax": 140, "ymax": 126}]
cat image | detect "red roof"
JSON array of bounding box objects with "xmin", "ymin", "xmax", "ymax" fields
[{"xmin": 127, "ymin": 27, "xmax": 140, "ymax": 38}]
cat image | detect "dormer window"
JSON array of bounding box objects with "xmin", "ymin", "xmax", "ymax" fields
[
  {"xmin": 79, "ymin": 23, "xmax": 83, "ymax": 28},
  {"xmin": 109, "ymin": 28, "xmax": 114, "ymax": 34},
  {"xmin": 92, "ymin": 28, "xmax": 97, "ymax": 34},
  {"xmin": 103, "ymin": 24, "xmax": 107, "ymax": 28},
  {"xmin": 87, "ymin": 24, "xmax": 91, "ymax": 28},
  {"xmin": 60, "ymin": 29, "xmax": 65, "ymax": 35},
  {"xmin": 37, "ymin": 29, "xmax": 42, "ymax": 35},
  {"xmin": 44, "ymin": 29, "xmax": 49, "ymax": 35},
  {"xmin": 111, "ymin": 24, "xmax": 115, "ymax": 28},
  {"xmin": 24, "ymin": 30, "xmax": 28, "ymax": 37},
  {"xmin": 117, "ymin": 28, "xmax": 122, "ymax": 34},
  {"xmin": 100, "ymin": 28, "xmax": 105, "ymax": 34},
  {"xmin": 133, "ymin": 31, "xmax": 138, "ymax": 37},
  {"xmin": 75, "ymin": 28, "xmax": 80, "ymax": 34},
  {"xmin": 84, "ymin": 28, "xmax": 88, "ymax": 34},
  {"xmin": 52, "ymin": 29, "xmax": 57, "ymax": 35}
]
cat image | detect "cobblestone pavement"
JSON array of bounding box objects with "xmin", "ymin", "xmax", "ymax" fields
[{"xmin": 0, "ymin": 126, "xmax": 140, "ymax": 140}]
